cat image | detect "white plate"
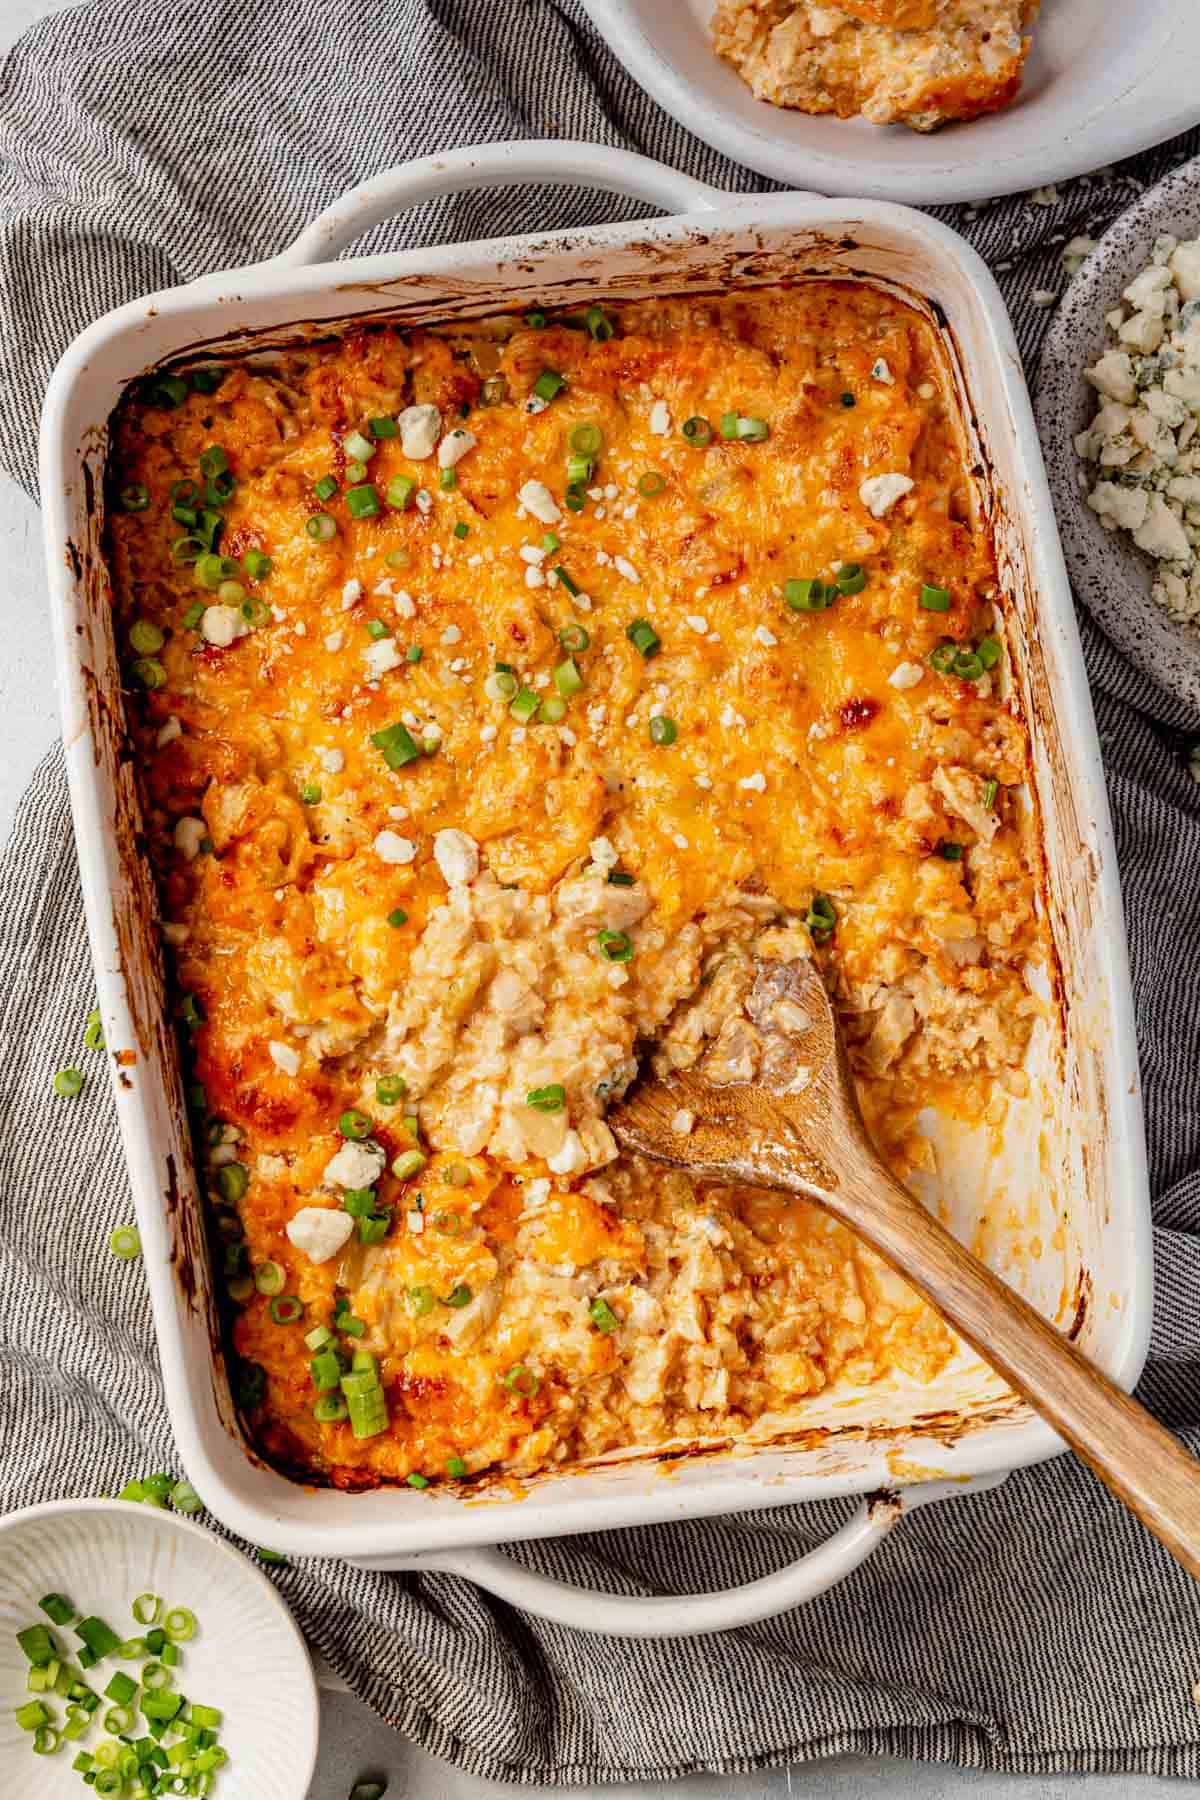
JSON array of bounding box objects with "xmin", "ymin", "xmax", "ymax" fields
[
  {"xmin": 0, "ymin": 1501, "xmax": 319, "ymax": 1797},
  {"xmin": 580, "ymin": 0, "xmax": 1200, "ymax": 205},
  {"xmin": 1036, "ymin": 152, "xmax": 1200, "ymax": 718}
]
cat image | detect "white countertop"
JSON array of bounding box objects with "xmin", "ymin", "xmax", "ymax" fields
[{"xmin": 0, "ymin": 3, "xmax": 1186, "ymax": 1795}]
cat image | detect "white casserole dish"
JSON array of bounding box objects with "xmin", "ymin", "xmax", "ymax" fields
[{"xmin": 40, "ymin": 140, "xmax": 1152, "ymax": 1638}]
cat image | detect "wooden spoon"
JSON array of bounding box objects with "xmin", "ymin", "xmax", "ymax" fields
[{"xmin": 609, "ymin": 948, "xmax": 1200, "ymax": 1580}]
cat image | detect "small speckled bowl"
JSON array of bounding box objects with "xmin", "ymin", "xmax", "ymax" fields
[{"xmin": 1036, "ymin": 152, "xmax": 1200, "ymax": 720}]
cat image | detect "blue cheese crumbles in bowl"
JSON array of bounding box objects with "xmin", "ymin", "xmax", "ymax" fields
[{"xmin": 1075, "ymin": 232, "xmax": 1200, "ymax": 630}]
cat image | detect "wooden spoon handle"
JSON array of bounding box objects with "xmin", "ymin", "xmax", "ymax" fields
[{"xmin": 812, "ymin": 1157, "xmax": 1200, "ymax": 1580}]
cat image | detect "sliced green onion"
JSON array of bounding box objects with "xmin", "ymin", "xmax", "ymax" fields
[
  {"xmin": 270, "ymin": 1295, "xmax": 303, "ymax": 1325},
  {"xmin": 565, "ymin": 452, "xmax": 592, "ymax": 486},
  {"xmin": 392, "ymin": 1149, "xmax": 426, "ymax": 1180},
  {"xmin": 103, "ymin": 1704, "xmax": 133, "ymax": 1734},
  {"xmin": 241, "ymin": 595, "xmax": 271, "ymax": 628},
  {"xmin": 526, "ymin": 310, "xmax": 546, "ymax": 328},
  {"xmin": 502, "ymin": 1363, "xmax": 540, "ymax": 1396},
  {"xmin": 171, "ymin": 536, "xmax": 206, "ymax": 567},
  {"xmin": 306, "ymin": 512, "xmax": 338, "ymax": 542},
  {"xmin": 171, "ymin": 501, "xmax": 199, "ymax": 528},
  {"xmin": 439, "ymin": 466, "xmax": 457, "ymax": 491},
  {"xmin": 607, "ymin": 870, "xmax": 635, "ymax": 887},
  {"xmin": 586, "ymin": 305, "xmax": 614, "ymax": 342},
  {"xmin": 481, "ymin": 375, "xmax": 508, "ymax": 405},
  {"xmin": 195, "ymin": 551, "xmax": 238, "ymax": 589},
  {"xmin": 649, "ymin": 714, "xmax": 677, "ymax": 746},
  {"xmin": 920, "ymin": 583, "xmax": 952, "ymax": 612},
  {"xmin": 569, "ymin": 422, "xmax": 603, "ymax": 456},
  {"xmin": 376, "ymin": 1075, "xmax": 407, "ymax": 1106},
  {"xmin": 452, "ymin": 521, "xmax": 470, "ymax": 539},
  {"xmin": 17, "ymin": 1626, "xmax": 57, "ymax": 1666},
  {"xmin": 131, "ymin": 619, "xmax": 166, "ymax": 655},
  {"xmin": 597, "ymin": 929, "xmax": 633, "ymax": 963},
  {"xmin": 346, "ymin": 483, "xmax": 381, "ymax": 518},
  {"xmin": 39, "ymin": 1593, "xmax": 74, "ymax": 1627},
  {"xmin": 75, "ymin": 1617, "xmax": 121, "ymax": 1659},
  {"xmin": 305, "ymin": 1324, "xmax": 334, "ymax": 1352},
  {"xmin": 299, "ymin": 781, "xmax": 321, "ymax": 805},
  {"xmin": 736, "ymin": 416, "xmax": 769, "ymax": 441},
  {"xmin": 784, "ymin": 578, "xmax": 832, "ymax": 613},
  {"xmin": 553, "ymin": 657, "xmax": 583, "ymax": 698},
  {"xmin": 344, "ymin": 430, "xmax": 375, "ymax": 463},
  {"xmin": 978, "ymin": 635, "xmax": 1002, "ymax": 669},
  {"xmin": 216, "ymin": 1161, "xmax": 248, "ymax": 1204},
  {"xmin": 405, "ymin": 643, "xmax": 423, "ymax": 663},
  {"xmin": 836, "ymin": 563, "xmax": 867, "ymax": 595},
  {"xmin": 542, "ymin": 531, "xmax": 560, "ymax": 552},
  {"xmin": 638, "ymin": 471, "xmax": 666, "ymax": 497},
  {"xmin": 443, "ymin": 1284, "xmax": 472, "ymax": 1309},
  {"xmin": 682, "ymin": 416, "xmax": 712, "ymax": 446},
  {"xmin": 206, "ymin": 468, "xmax": 236, "ymax": 503},
  {"xmin": 147, "ymin": 374, "xmax": 189, "ymax": 409},
  {"xmin": 243, "ymin": 549, "xmax": 273, "ymax": 579},
  {"xmin": 589, "ymin": 1297, "xmax": 619, "ymax": 1333},
  {"xmin": 558, "ymin": 621, "xmax": 589, "ymax": 652},
  {"xmin": 509, "ymin": 687, "xmax": 540, "ymax": 723},
  {"xmin": 53, "ymin": 1068, "xmax": 83, "ymax": 1098},
  {"xmin": 940, "ymin": 841, "xmax": 964, "ymax": 861},
  {"xmin": 32, "ymin": 1725, "xmax": 60, "ymax": 1755},
  {"xmin": 552, "ymin": 563, "xmax": 580, "ymax": 597},
  {"xmin": 365, "ymin": 619, "xmax": 392, "ymax": 641},
  {"xmin": 117, "ymin": 482, "xmax": 150, "ymax": 512},
  {"xmin": 358, "ymin": 1210, "xmax": 391, "ymax": 1245},
  {"xmin": 342, "ymin": 1188, "xmax": 377, "ymax": 1218},
  {"xmin": 346, "ymin": 458, "xmax": 369, "ymax": 484},
  {"xmin": 627, "ymin": 618, "xmax": 660, "ymax": 658},
  {"xmin": 533, "ymin": 368, "xmax": 566, "ymax": 403},
  {"xmin": 310, "ymin": 1350, "xmax": 343, "ymax": 1393},
  {"xmin": 386, "ymin": 907, "xmax": 409, "ymax": 928},
  {"xmin": 198, "ymin": 445, "xmax": 228, "ymax": 480},
  {"xmin": 928, "ymin": 640, "xmax": 957, "ymax": 674},
  {"xmin": 314, "ymin": 1393, "xmax": 349, "ymax": 1422},
  {"xmin": 371, "ymin": 720, "xmax": 422, "ymax": 769},
  {"xmin": 526, "ymin": 1083, "xmax": 566, "ymax": 1112},
  {"xmin": 367, "ymin": 416, "xmax": 398, "ymax": 440},
  {"xmin": 408, "ymin": 1284, "xmax": 435, "ymax": 1316},
  {"xmin": 386, "ymin": 474, "xmax": 416, "ymax": 511},
  {"xmin": 805, "ymin": 893, "xmax": 837, "ymax": 944},
  {"xmin": 445, "ymin": 1457, "xmax": 468, "ymax": 1479},
  {"xmin": 983, "ymin": 777, "xmax": 999, "ymax": 808},
  {"xmin": 171, "ymin": 1479, "xmax": 203, "ymax": 1515},
  {"xmin": 314, "ymin": 474, "xmax": 339, "ymax": 502},
  {"xmin": 162, "ymin": 1607, "xmax": 195, "ymax": 1643},
  {"xmin": 540, "ymin": 695, "xmax": 566, "ymax": 723},
  {"xmin": 109, "ymin": 1225, "xmax": 141, "ymax": 1261},
  {"xmin": 339, "ymin": 1109, "xmax": 372, "ymax": 1140},
  {"xmin": 564, "ymin": 481, "xmax": 587, "ymax": 512},
  {"xmin": 131, "ymin": 657, "xmax": 166, "ymax": 689},
  {"xmin": 719, "ymin": 411, "xmax": 738, "ymax": 440}
]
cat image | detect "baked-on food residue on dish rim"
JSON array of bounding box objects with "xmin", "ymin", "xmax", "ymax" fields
[
  {"xmin": 711, "ymin": 0, "xmax": 1041, "ymax": 132},
  {"xmin": 105, "ymin": 281, "xmax": 1050, "ymax": 1492}
]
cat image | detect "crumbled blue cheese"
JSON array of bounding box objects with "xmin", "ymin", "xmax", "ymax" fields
[
  {"xmin": 859, "ymin": 473, "xmax": 914, "ymax": 518},
  {"xmin": 398, "ymin": 404, "xmax": 441, "ymax": 460},
  {"xmin": 1076, "ymin": 232, "xmax": 1200, "ymax": 627},
  {"xmin": 286, "ymin": 1205, "xmax": 355, "ymax": 1264}
]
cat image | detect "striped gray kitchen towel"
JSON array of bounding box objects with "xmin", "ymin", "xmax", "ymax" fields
[{"xmin": 1, "ymin": 0, "xmax": 1199, "ymax": 1784}]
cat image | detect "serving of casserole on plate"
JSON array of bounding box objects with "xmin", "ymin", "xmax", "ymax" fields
[{"xmin": 109, "ymin": 279, "xmax": 1052, "ymax": 1493}]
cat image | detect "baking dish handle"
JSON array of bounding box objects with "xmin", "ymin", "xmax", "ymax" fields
[
  {"xmin": 356, "ymin": 1475, "xmax": 1004, "ymax": 1638},
  {"xmin": 271, "ymin": 140, "xmax": 725, "ymax": 268}
]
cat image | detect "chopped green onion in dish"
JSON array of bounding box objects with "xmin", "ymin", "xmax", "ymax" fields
[
  {"xmin": 509, "ymin": 688, "xmax": 541, "ymax": 723},
  {"xmin": 108, "ymin": 1225, "xmax": 141, "ymax": 1262},
  {"xmin": 569, "ymin": 422, "xmax": 602, "ymax": 456},
  {"xmin": 835, "ymin": 563, "xmax": 867, "ymax": 595},
  {"xmin": 804, "ymin": 893, "xmax": 837, "ymax": 944},
  {"xmin": 977, "ymin": 635, "xmax": 1002, "ymax": 669},
  {"xmin": 371, "ymin": 720, "xmax": 422, "ymax": 769},
  {"xmin": 532, "ymin": 369, "xmax": 565, "ymax": 403},
  {"xmin": 299, "ymin": 781, "xmax": 322, "ymax": 804},
  {"xmin": 439, "ymin": 466, "xmax": 457, "ymax": 490},
  {"xmin": 552, "ymin": 563, "xmax": 579, "ymax": 596},
  {"xmin": 215, "ymin": 1162, "xmax": 248, "ymax": 1204},
  {"xmin": 589, "ymin": 1297, "xmax": 619, "ymax": 1333},
  {"xmin": 626, "ymin": 618, "xmax": 660, "ymax": 658},
  {"xmin": 564, "ymin": 481, "xmax": 587, "ymax": 512},
  {"xmin": 85, "ymin": 1009, "xmax": 105, "ymax": 1054},
  {"xmin": 526, "ymin": 1084, "xmax": 566, "ymax": 1112},
  {"xmin": 442, "ymin": 1284, "xmax": 472, "ymax": 1309},
  {"xmin": 784, "ymin": 578, "xmax": 833, "ymax": 613},
  {"xmin": 116, "ymin": 481, "xmax": 150, "ymax": 512},
  {"xmin": 338, "ymin": 1109, "xmax": 372, "ymax": 1140},
  {"xmin": 586, "ymin": 305, "xmax": 614, "ymax": 342},
  {"xmin": 565, "ymin": 452, "xmax": 592, "ymax": 486},
  {"xmin": 502, "ymin": 1363, "xmax": 540, "ymax": 1397},
  {"xmin": 129, "ymin": 618, "xmax": 165, "ymax": 655},
  {"xmin": 940, "ymin": 841, "xmax": 964, "ymax": 861},
  {"xmin": 526, "ymin": 311, "xmax": 546, "ymax": 329},
  {"xmin": 269, "ymin": 1296, "xmax": 304, "ymax": 1325},
  {"xmin": 386, "ymin": 908, "xmax": 409, "ymax": 928},
  {"xmin": 392, "ymin": 1149, "xmax": 426, "ymax": 1180},
  {"xmin": 919, "ymin": 583, "xmax": 951, "ymax": 612},
  {"xmin": 558, "ymin": 621, "xmax": 589, "ymax": 652},
  {"xmin": 405, "ymin": 643, "xmax": 423, "ymax": 663},
  {"xmin": 649, "ymin": 715, "xmax": 677, "ymax": 746},
  {"xmin": 386, "ymin": 474, "xmax": 416, "ymax": 510},
  {"xmin": 553, "ymin": 657, "xmax": 583, "ymax": 698},
  {"xmin": 453, "ymin": 521, "xmax": 470, "ymax": 539},
  {"xmin": 983, "ymin": 777, "xmax": 999, "ymax": 808},
  {"xmin": 841, "ymin": 391, "xmax": 856, "ymax": 407},
  {"xmin": 637, "ymin": 471, "xmax": 666, "ymax": 497},
  {"xmin": 597, "ymin": 929, "xmax": 634, "ymax": 963},
  {"xmin": 243, "ymin": 548, "xmax": 273, "ymax": 580},
  {"xmin": 406, "ymin": 1471, "xmax": 429, "ymax": 1490},
  {"xmin": 368, "ymin": 417, "xmax": 398, "ymax": 439},
  {"xmin": 681, "ymin": 416, "xmax": 712, "ymax": 446},
  {"xmin": 306, "ymin": 512, "xmax": 337, "ymax": 542},
  {"xmin": 376, "ymin": 1075, "xmax": 407, "ymax": 1106},
  {"xmin": 365, "ymin": 619, "xmax": 391, "ymax": 640},
  {"xmin": 314, "ymin": 474, "xmax": 339, "ymax": 502},
  {"xmin": 540, "ymin": 695, "xmax": 567, "ymax": 723},
  {"xmin": 344, "ymin": 430, "xmax": 375, "ymax": 463},
  {"xmin": 170, "ymin": 1480, "xmax": 203, "ymax": 1516},
  {"xmin": 346, "ymin": 483, "xmax": 381, "ymax": 518},
  {"xmin": 131, "ymin": 657, "xmax": 166, "ymax": 689}
]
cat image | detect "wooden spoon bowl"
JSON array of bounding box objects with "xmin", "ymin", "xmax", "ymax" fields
[{"xmin": 610, "ymin": 948, "xmax": 1200, "ymax": 1581}]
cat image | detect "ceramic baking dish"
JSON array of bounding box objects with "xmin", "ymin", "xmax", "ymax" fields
[{"xmin": 39, "ymin": 140, "xmax": 1152, "ymax": 1638}]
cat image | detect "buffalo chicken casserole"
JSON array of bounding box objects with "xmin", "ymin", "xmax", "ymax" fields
[{"xmin": 107, "ymin": 284, "xmax": 1047, "ymax": 1489}]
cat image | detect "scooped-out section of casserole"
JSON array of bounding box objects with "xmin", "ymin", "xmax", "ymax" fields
[
  {"xmin": 710, "ymin": 1, "xmax": 1040, "ymax": 132},
  {"xmin": 107, "ymin": 282, "xmax": 1049, "ymax": 1490}
]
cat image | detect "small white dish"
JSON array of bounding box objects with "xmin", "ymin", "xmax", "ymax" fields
[
  {"xmin": 579, "ymin": 0, "xmax": 1200, "ymax": 205},
  {"xmin": 0, "ymin": 1500, "xmax": 319, "ymax": 1798},
  {"xmin": 1036, "ymin": 152, "xmax": 1200, "ymax": 718}
]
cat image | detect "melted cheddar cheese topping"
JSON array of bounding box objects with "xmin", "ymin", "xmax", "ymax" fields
[{"xmin": 109, "ymin": 284, "xmax": 1045, "ymax": 1489}]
